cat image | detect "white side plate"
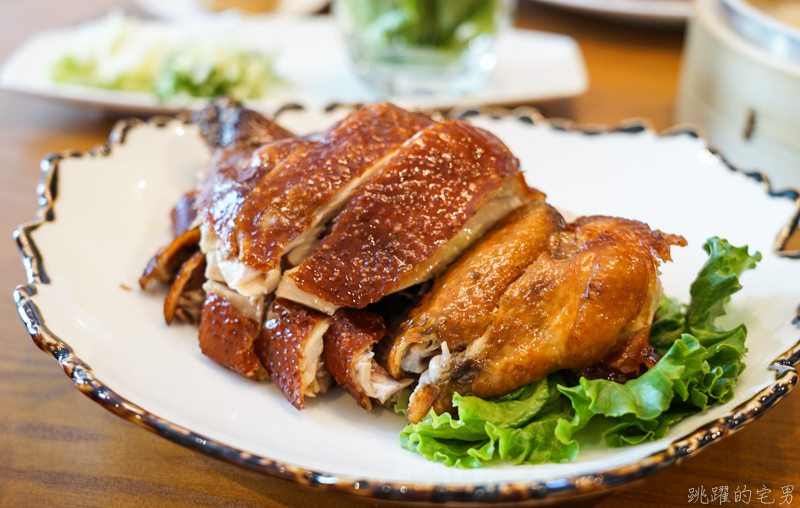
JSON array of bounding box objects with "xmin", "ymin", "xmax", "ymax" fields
[{"xmin": 0, "ymin": 17, "xmax": 587, "ymax": 114}]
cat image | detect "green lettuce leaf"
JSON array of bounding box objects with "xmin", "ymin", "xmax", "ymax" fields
[
  {"xmin": 648, "ymin": 295, "xmax": 686, "ymax": 352},
  {"xmin": 400, "ymin": 375, "xmax": 578, "ymax": 468}
]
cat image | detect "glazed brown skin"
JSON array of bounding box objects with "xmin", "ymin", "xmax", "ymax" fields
[
  {"xmin": 144, "ymin": 100, "xmax": 292, "ymax": 285},
  {"xmin": 323, "ymin": 308, "xmax": 386, "ymax": 410},
  {"xmin": 290, "ymin": 120, "xmax": 527, "ymax": 309},
  {"xmin": 197, "ymin": 138, "xmax": 304, "ymax": 258},
  {"xmin": 229, "ymin": 103, "xmax": 433, "ymax": 273},
  {"xmin": 198, "ymin": 292, "xmax": 266, "ymax": 380},
  {"xmin": 256, "ymin": 299, "xmax": 329, "ymax": 410},
  {"xmin": 407, "ymin": 216, "xmax": 686, "ymax": 423},
  {"xmin": 139, "ymin": 227, "xmax": 201, "ymax": 289},
  {"xmin": 164, "ymin": 251, "xmax": 207, "ymax": 325},
  {"xmin": 387, "ymin": 198, "xmax": 564, "ymax": 379},
  {"xmin": 195, "ymin": 99, "xmax": 296, "ymax": 239}
]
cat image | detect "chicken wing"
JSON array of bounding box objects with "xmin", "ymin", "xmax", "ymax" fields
[
  {"xmin": 406, "ymin": 216, "xmax": 686, "ymax": 423},
  {"xmin": 387, "ymin": 199, "xmax": 564, "ymax": 379},
  {"xmin": 277, "ymin": 120, "xmax": 533, "ymax": 314}
]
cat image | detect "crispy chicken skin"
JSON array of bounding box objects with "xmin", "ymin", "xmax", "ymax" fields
[
  {"xmin": 198, "ymin": 281, "xmax": 268, "ymax": 380},
  {"xmin": 171, "ymin": 190, "xmax": 199, "ymax": 238},
  {"xmin": 387, "ymin": 198, "xmax": 564, "ymax": 379},
  {"xmin": 195, "ymin": 96, "xmax": 294, "ymax": 157},
  {"xmin": 280, "ymin": 120, "xmax": 532, "ymax": 313},
  {"xmin": 406, "ymin": 216, "xmax": 686, "ymax": 423},
  {"xmin": 256, "ymin": 298, "xmax": 332, "ymax": 410},
  {"xmin": 324, "ymin": 308, "xmax": 411, "ymax": 410}
]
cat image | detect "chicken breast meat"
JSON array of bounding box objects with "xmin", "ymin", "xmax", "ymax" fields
[
  {"xmin": 404, "ymin": 216, "xmax": 687, "ymax": 423},
  {"xmin": 201, "ymin": 103, "xmax": 433, "ymax": 298}
]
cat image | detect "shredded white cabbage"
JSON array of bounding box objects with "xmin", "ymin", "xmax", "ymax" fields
[{"xmin": 51, "ymin": 10, "xmax": 279, "ymax": 100}]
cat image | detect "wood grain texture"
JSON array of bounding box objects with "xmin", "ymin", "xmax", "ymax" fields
[{"xmin": 0, "ymin": 1, "xmax": 798, "ymax": 507}]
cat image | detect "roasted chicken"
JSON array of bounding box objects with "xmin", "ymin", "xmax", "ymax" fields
[
  {"xmin": 256, "ymin": 298, "xmax": 332, "ymax": 409},
  {"xmin": 198, "ymin": 280, "xmax": 268, "ymax": 380},
  {"xmin": 201, "ymin": 103, "xmax": 433, "ymax": 297},
  {"xmin": 143, "ymin": 99, "xmax": 688, "ymax": 417}
]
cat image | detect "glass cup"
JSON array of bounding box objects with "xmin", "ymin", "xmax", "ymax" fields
[{"xmin": 335, "ymin": 0, "xmax": 514, "ymax": 97}]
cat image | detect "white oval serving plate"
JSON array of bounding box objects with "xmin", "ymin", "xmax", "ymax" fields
[{"xmin": 14, "ymin": 107, "xmax": 800, "ymax": 504}]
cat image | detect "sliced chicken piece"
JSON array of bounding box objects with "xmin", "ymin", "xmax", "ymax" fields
[
  {"xmin": 164, "ymin": 251, "xmax": 207, "ymax": 325},
  {"xmin": 208, "ymin": 104, "xmax": 433, "ymax": 298},
  {"xmin": 387, "ymin": 199, "xmax": 565, "ymax": 379},
  {"xmin": 139, "ymin": 227, "xmax": 201, "ymax": 290},
  {"xmin": 278, "ymin": 120, "xmax": 534, "ymax": 314},
  {"xmin": 194, "ymin": 98, "xmax": 297, "ymax": 242},
  {"xmin": 323, "ymin": 308, "xmax": 412, "ymax": 411},
  {"xmin": 406, "ymin": 216, "xmax": 687, "ymax": 423},
  {"xmin": 198, "ymin": 280, "xmax": 268, "ymax": 380},
  {"xmin": 192, "ymin": 99, "xmax": 299, "ymax": 296},
  {"xmin": 144, "ymin": 99, "xmax": 292, "ymax": 291},
  {"xmin": 256, "ymin": 298, "xmax": 333, "ymax": 410}
]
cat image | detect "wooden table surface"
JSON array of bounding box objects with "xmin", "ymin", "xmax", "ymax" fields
[{"xmin": 1, "ymin": 1, "xmax": 798, "ymax": 507}]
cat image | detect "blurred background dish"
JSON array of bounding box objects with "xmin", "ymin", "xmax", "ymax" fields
[
  {"xmin": 0, "ymin": 15, "xmax": 587, "ymax": 114},
  {"xmin": 134, "ymin": 0, "xmax": 331, "ymax": 19},
  {"xmin": 336, "ymin": 0, "xmax": 515, "ymax": 96},
  {"xmin": 676, "ymin": 0, "xmax": 800, "ymax": 190},
  {"xmin": 747, "ymin": 0, "xmax": 800, "ymax": 28},
  {"xmin": 522, "ymin": 0, "xmax": 692, "ymax": 26}
]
